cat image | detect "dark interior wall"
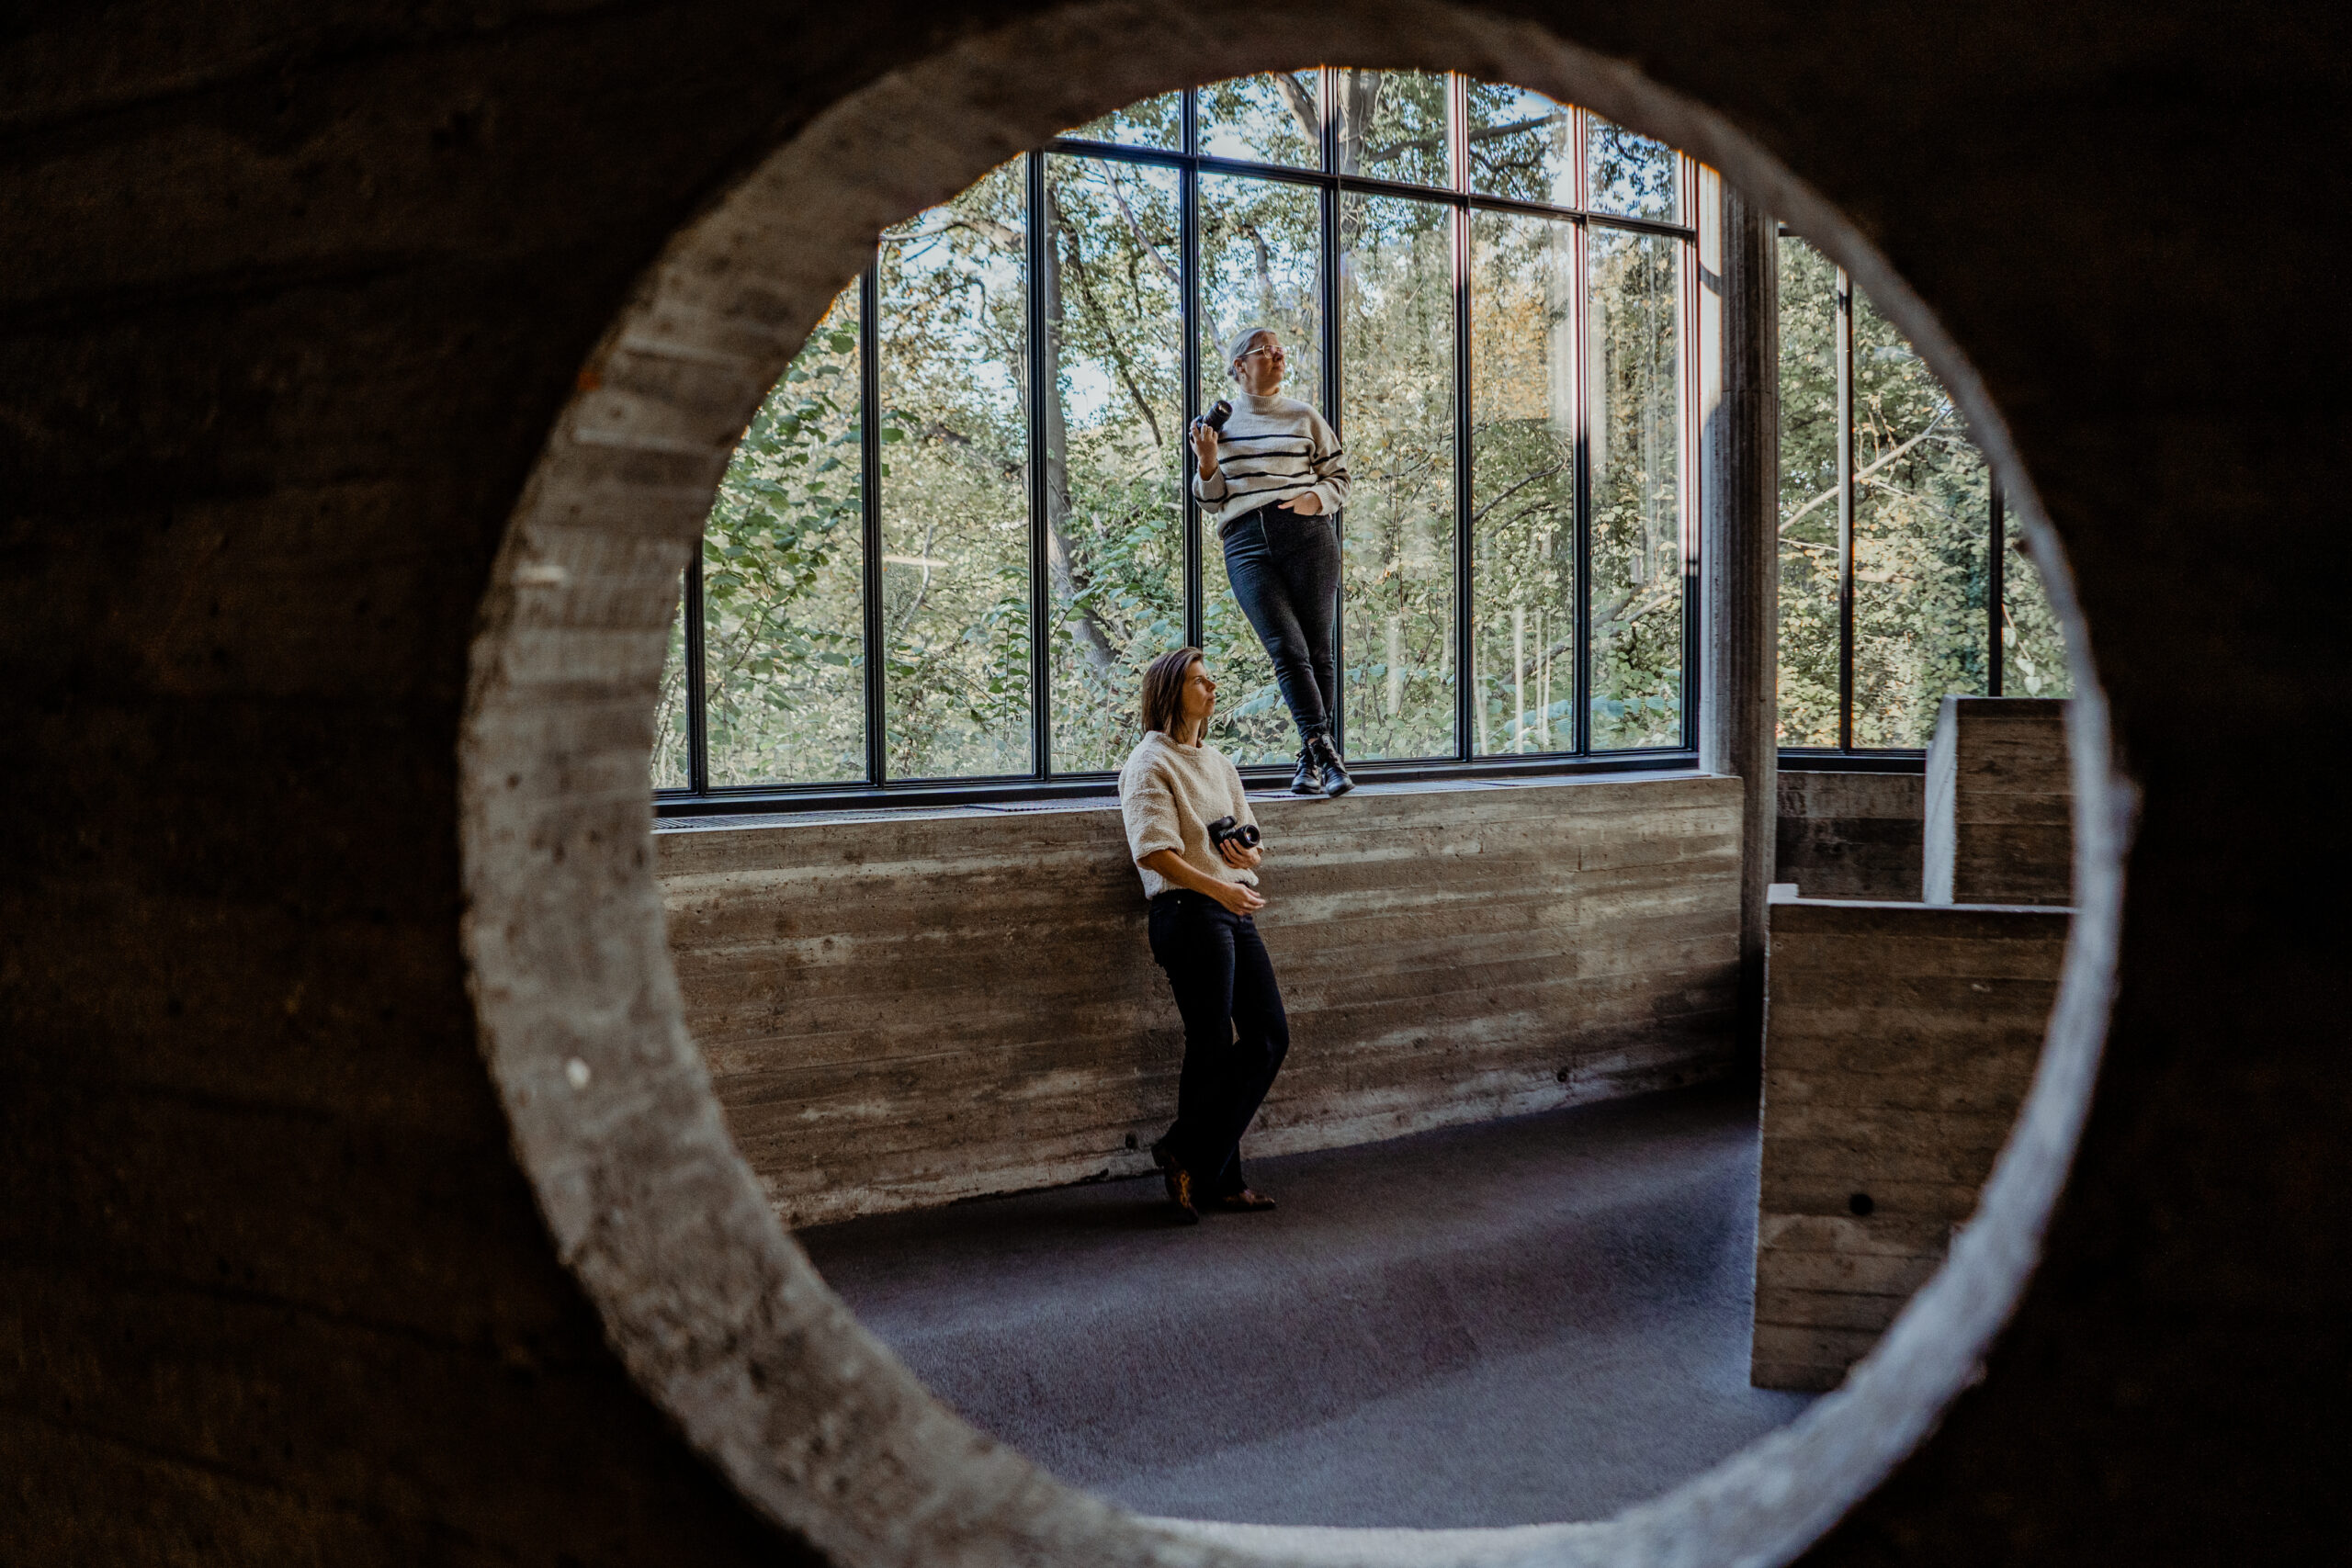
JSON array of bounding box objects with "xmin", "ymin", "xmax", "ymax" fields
[
  {"xmin": 1776, "ymin": 773, "xmax": 1926, "ymax": 902},
  {"xmin": 3, "ymin": 4, "xmax": 2346, "ymax": 1565}
]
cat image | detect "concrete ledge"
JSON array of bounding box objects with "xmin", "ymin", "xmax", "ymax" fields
[{"xmin": 659, "ymin": 772, "xmax": 1743, "ymax": 1225}]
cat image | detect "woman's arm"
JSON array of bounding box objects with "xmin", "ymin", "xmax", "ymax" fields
[
  {"xmin": 1138, "ymin": 849, "xmax": 1264, "ymax": 914},
  {"xmin": 1190, "ymin": 422, "xmax": 1228, "ymax": 501},
  {"xmin": 1308, "ymin": 408, "xmax": 1350, "ymax": 513}
]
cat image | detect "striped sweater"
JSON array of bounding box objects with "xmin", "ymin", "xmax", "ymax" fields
[{"xmin": 1192, "ymin": 392, "xmax": 1351, "ymax": 538}]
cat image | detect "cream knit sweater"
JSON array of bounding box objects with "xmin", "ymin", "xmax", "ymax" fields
[
  {"xmin": 1191, "ymin": 391, "xmax": 1351, "ymax": 537},
  {"xmin": 1116, "ymin": 731, "xmax": 1261, "ymax": 900}
]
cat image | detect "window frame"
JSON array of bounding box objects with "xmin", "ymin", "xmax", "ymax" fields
[
  {"xmin": 1776, "ymin": 225, "xmax": 2012, "ymax": 775},
  {"xmin": 658, "ymin": 71, "xmax": 1704, "ymax": 817}
]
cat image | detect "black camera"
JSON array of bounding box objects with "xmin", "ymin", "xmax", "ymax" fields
[
  {"xmin": 1193, "ymin": 399, "xmax": 1233, "ymax": 434},
  {"xmin": 1205, "ymin": 815, "xmax": 1261, "ymax": 853}
]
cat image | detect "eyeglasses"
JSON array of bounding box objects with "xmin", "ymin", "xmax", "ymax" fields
[{"xmin": 1238, "ymin": 344, "xmax": 1283, "ymax": 361}]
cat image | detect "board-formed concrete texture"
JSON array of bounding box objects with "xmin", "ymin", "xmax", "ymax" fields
[
  {"xmin": 6, "ymin": 1, "xmax": 2346, "ymax": 1566},
  {"xmin": 1752, "ymin": 894, "xmax": 2070, "ymax": 1392},
  {"xmin": 660, "ymin": 777, "xmax": 1738, "ymax": 1226},
  {"xmin": 1924, "ymin": 699, "xmax": 2074, "ymax": 907},
  {"xmin": 1776, "ymin": 773, "xmax": 1928, "ymax": 903}
]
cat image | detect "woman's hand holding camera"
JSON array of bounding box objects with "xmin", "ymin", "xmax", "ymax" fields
[
  {"xmin": 1190, "ymin": 419, "xmax": 1220, "ymax": 479},
  {"xmin": 1217, "ymin": 838, "xmax": 1262, "ymax": 873}
]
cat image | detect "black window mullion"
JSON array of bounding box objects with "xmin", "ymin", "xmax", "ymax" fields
[
  {"xmin": 1988, "ymin": 474, "xmax": 2006, "ymax": 698},
  {"xmin": 1451, "ymin": 75, "xmax": 1475, "ymax": 761},
  {"xmin": 1451, "ymin": 225, "xmax": 1474, "ymax": 761},
  {"xmin": 1680, "ymin": 174, "xmax": 1702, "ymax": 752},
  {"xmin": 859, "ymin": 265, "xmax": 886, "ymax": 786},
  {"xmin": 685, "ymin": 547, "xmax": 708, "ymax": 793},
  {"xmin": 1836, "ymin": 265, "xmax": 1856, "ymax": 752},
  {"xmin": 1026, "ymin": 152, "xmax": 1052, "ymax": 779},
  {"xmin": 1573, "ymin": 210, "xmax": 1594, "ymax": 757},
  {"xmin": 1322, "ymin": 158, "xmax": 1344, "ymax": 756},
  {"xmin": 1181, "ymin": 100, "xmax": 1204, "ymax": 651}
]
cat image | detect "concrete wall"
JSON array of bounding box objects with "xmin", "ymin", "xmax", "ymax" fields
[
  {"xmin": 1776, "ymin": 771, "xmax": 1927, "ymax": 901},
  {"xmin": 659, "ymin": 775, "xmax": 1741, "ymax": 1226},
  {"xmin": 1752, "ymin": 893, "xmax": 2067, "ymax": 1392},
  {"xmin": 1926, "ymin": 698, "xmax": 2074, "ymax": 906},
  {"xmin": 9, "ymin": 0, "xmax": 2351, "ymax": 1562}
]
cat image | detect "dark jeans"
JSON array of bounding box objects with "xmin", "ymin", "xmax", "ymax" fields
[
  {"xmin": 1223, "ymin": 504, "xmax": 1340, "ymax": 745},
  {"xmin": 1148, "ymin": 889, "xmax": 1290, "ymax": 1197}
]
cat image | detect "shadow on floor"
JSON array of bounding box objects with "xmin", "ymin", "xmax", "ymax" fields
[{"xmin": 798, "ymin": 1084, "xmax": 1815, "ymax": 1528}]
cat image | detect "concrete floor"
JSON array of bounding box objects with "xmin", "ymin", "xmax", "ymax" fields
[{"xmin": 800, "ymin": 1086, "xmax": 1815, "ymax": 1529}]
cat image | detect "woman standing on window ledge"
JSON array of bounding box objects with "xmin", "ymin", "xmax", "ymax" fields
[
  {"xmin": 1119, "ymin": 647, "xmax": 1288, "ymax": 1224},
  {"xmin": 1190, "ymin": 326, "xmax": 1354, "ymax": 797}
]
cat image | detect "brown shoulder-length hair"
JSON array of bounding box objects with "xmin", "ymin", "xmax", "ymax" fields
[{"xmin": 1138, "ymin": 647, "xmax": 1204, "ymax": 737}]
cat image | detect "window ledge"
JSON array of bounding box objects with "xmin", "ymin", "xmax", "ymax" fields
[{"xmin": 653, "ymin": 758, "xmax": 1704, "ymax": 833}]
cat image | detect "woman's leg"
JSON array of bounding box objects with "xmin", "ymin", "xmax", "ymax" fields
[
  {"xmin": 1206, "ymin": 915, "xmax": 1291, "ymax": 1196},
  {"xmin": 1223, "ymin": 513, "xmax": 1329, "ymax": 739},
  {"xmin": 1148, "ymin": 895, "xmax": 1243, "ymax": 1180},
  {"xmin": 1268, "ymin": 514, "xmax": 1342, "ymax": 741}
]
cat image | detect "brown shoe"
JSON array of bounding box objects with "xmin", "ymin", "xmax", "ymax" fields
[
  {"xmin": 1216, "ymin": 1189, "xmax": 1277, "ymax": 1213},
  {"xmin": 1166, "ymin": 1166, "xmax": 1202, "ymax": 1225}
]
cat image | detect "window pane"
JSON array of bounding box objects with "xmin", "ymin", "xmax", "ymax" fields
[
  {"xmin": 1199, "ymin": 173, "xmax": 1323, "ymax": 764},
  {"xmin": 1198, "ymin": 73, "xmax": 1322, "ymax": 169},
  {"xmin": 1044, "ymin": 156, "xmax": 1185, "ymax": 773},
  {"xmin": 1587, "ymin": 117, "xmax": 1679, "ymax": 222},
  {"xmin": 877, "ymin": 159, "xmax": 1033, "ymax": 780},
  {"xmin": 1061, "ymin": 92, "xmax": 1181, "ymax": 150},
  {"xmin": 1850, "ymin": 291, "xmax": 1990, "ymax": 747},
  {"xmin": 1334, "ymin": 69, "xmax": 1451, "ymax": 188},
  {"xmin": 1465, "ymin": 81, "xmax": 1575, "ymax": 206},
  {"xmin": 2003, "ymin": 513, "xmax": 2073, "ymax": 699},
  {"xmin": 701, "ymin": 286, "xmax": 867, "ymax": 785},
  {"xmin": 1340, "ymin": 192, "xmax": 1457, "ymax": 761},
  {"xmin": 653, "ymin": 565, "xmax": 691, "ymax": 787},
  {"xmin": 1587, "ymin": 226, "xmax": 1683, "ymax": 749},
  {"xmin": 1776, "ymin": 234, "xmax": 1841, "ymax": 746},
  {"xmin": 1470, "ymin": 209, "xmax": 1577, "ymax": 756}
]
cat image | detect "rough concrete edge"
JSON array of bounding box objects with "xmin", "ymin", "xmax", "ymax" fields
[{"xmin": 454, "ymin": 4, "xmax": 2128, "ymax": 1566}]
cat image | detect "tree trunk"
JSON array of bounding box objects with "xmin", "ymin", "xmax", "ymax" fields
[{"xmin": 1040, "ymin": 193, "xmax": 1122, "ymax": 682}]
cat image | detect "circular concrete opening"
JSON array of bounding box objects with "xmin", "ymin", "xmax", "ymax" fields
[{"xmin": 458, "ymin": 5, "xmax": 2125, "ymax": 1563}]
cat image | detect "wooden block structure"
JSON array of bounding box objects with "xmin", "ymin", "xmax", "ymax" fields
[
  {"xmin": 1751, "ymin": 892, "xmax": 2068, "ymax": 1391},
  {"xmin": 1925, "ymin": 696, "xmax": 2074, "ymax": 905},
  {"xmin": 658, "ymin": 774, "xmax": 1742, "ymax": 1227},
  {"xmin": 1777, "ymin": 770, "xmax": 1928, "ymax": 901}
]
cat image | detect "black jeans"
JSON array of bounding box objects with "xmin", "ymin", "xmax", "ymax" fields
[
  {"xmin": 1148, "ymin": 889, "xmax": 1291, "ymax": 1197},
  {"xmin": 1223, "ymin": 504, "xmax": 1340, "ymax": 745}
]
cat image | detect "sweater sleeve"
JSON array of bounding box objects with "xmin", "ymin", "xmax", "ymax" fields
[
  {"xmin": 1227, "ymin": 754, "xmax": 1259, "ymax": 833},
  {"xmin": 1191, "ymin": 439, "xmax": 1231, "ymax": 504},
  {"xmin": 1121, "ymin": 757, "xmax": 1183, "ymax": 864},
  {"xmin": 1307, "ymin": 408, "xmax": 1350, "ymax": 514}
]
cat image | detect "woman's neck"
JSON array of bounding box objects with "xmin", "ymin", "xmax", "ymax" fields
[{"xmin": 1170, "ymin": 720, "xmax": 1206, "ymax": 747}]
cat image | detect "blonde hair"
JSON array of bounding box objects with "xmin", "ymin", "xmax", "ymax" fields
[{"xmin": 1224, "ymin": 326, "xmax": 1276, "ymax": 382}]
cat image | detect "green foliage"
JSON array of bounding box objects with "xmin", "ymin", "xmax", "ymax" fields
[
  {"xmin": 1341, "ymin": 191, "xmax": 1458, "ymax": 761},
  {"xmin": 651, "ymin": 79, "xmax": 1776, "ymax": 789},
  {"xmin": 1777, "ymin": 235, "xmax": 1842, "ymax": 745},
  {"xmin": 1588, "ymin": 226, "xmax": 1685, "ymax": 748},
  {"xmin": 1776, "ymin": 234, "xmax": 2069, "ymax": 749},
  {"xmin": 1045, "ymin": 157, "xmax": 1186, "ymax": 771},
  {"xmin": 876, "ymin": 161, "xmax": 1035, "ymax": 779}
]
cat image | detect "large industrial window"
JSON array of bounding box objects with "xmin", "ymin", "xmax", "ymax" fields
[
  {"xmin": 1776, "ymin": 231, "xmax": 2071, "ymax": 759},
  {"xmin": 654, "ymin": 70, "xmax": 1700, "ymax": 810}
]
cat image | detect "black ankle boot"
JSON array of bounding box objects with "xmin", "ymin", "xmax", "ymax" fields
[
  {"xmin": 1290, "ymin": 741, "xmax": 1324, "ymax": 795},
  {"xmin": 1310, "ymin": 730, "xmax": 1353, "ymax": 797}
]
